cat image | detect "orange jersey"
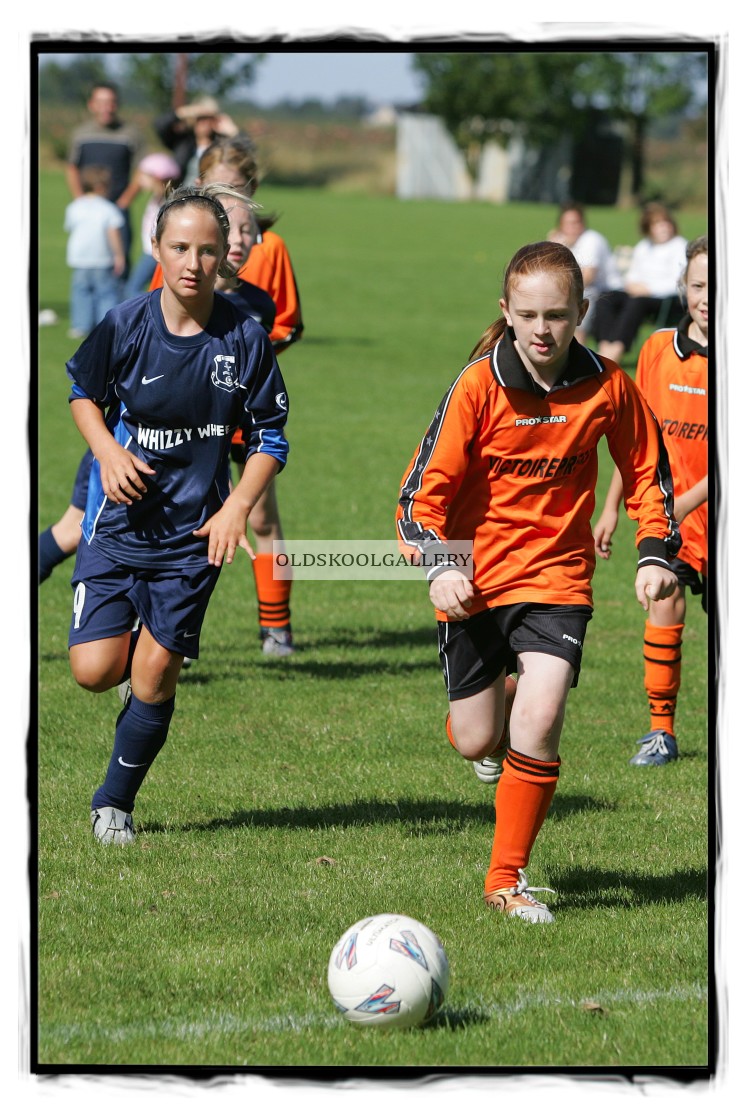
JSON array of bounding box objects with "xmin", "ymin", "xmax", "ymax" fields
[
  {"xmin": 241, "ymin": 229, "xmax": 303, "ymax": 352},
  {"xmin": 397, "ymin": 335, "xmax": 680, "ymax": 619},
  {"xmin": 149, "ymin": 228, "xmax": 303, "ymax": 352},
  {"xmin": 635, "ymin": 321, "xmax": 708, "ymax": 575}
]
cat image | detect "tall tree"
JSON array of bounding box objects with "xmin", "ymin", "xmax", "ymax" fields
[
  {"xmin": 412, "ymin": 50, "xmax": 708, "ymax": 201},
  {"xmin": 574, "ymin": 52, "xmax": 709, "ymax": 200},
  {"xmin": 123, "ymin": 52, "xmax": 266, "ymax": 112},
  {"xmin": 38, "ymin": 54, "xmax": 112, "ymax": 105}
]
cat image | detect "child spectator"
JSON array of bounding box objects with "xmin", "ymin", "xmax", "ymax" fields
[
  {"xmin": 64, "ymin": 166, "xmax": 125, "ymax": 339},
  {"xmin": 124, "ymin": 152, "xmax": 182, "ymax": 298}
]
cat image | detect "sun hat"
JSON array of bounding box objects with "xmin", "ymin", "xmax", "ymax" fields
[{"xmin": 139, "ymin": 152, "xmax": 182, "ymax": 181}]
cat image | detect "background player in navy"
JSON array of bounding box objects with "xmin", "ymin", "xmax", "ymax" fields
[{"xmin": 66, "ymin": 186, "xmax": 289, "ymax": 845}]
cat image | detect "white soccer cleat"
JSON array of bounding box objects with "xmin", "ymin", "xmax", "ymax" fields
[
  {"xmin": 91, "ymin": 806, "xmax": 136, "ymax": 846},
  {"xmin": 261, "ymin": 627, "xmax": 295, "ymax": 656},
  {"xmin": 484, "ymin": 868, "xmax": 556, "ymax": 923},
  {"xmin": 473, "ymin": 746, "xmax": 507, "ymax": 783}
]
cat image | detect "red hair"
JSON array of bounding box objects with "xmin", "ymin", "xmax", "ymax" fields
[{"xmin": 469, "ymin": 241, "xmax": 585, "ymax": 360}]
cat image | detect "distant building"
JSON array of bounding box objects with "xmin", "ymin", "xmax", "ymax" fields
[
  {"xmin": 364, "ymin": 105, "xmax": 398, "ymax": 128},
  {"xmin": 395, "ymin": 112, "xmax": 622, "ymax": 205}
]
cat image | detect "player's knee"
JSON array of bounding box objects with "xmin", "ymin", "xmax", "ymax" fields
[
  {"xmin": 511, "ymin": 694, "xmax": 563, "ymax": 747},
  {"xmin": 69, "ymin": 658, "xmax": 118, "ymax": 693},
  {"xmin": 449, "ymin": 724, "xmax": 499, "ymax": 761},
  {"xmin": 249, "ymin": 512, "xmax": 280, "ymax": 540}
]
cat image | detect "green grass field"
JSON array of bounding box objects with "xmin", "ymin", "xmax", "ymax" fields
[{"xmin": 35, "ymin": 171, "xmax": 712, "ymax": 1075}]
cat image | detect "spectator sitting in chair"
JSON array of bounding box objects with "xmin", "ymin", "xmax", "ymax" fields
[
  {"xmin": 593, "ymin": 203, "xmax": 687, "ymax": 365},
  {"xmin": 547, "ymin": 202, "xmax": 622, "ymax": 345}
]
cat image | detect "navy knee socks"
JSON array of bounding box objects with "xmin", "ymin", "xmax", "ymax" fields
[{"xmin": 91, "ymin": 694, "xmax": 175, "ymax": 814}]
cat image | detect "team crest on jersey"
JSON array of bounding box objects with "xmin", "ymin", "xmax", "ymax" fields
[{"xmin": 211, "ymin": 354, "xmax": 238, "ymax": 392}]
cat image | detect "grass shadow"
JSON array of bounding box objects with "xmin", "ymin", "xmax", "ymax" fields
[
  {"xmin": 549, "ymin": 864, "xmax": 708, "ymax": 909},
  {"xmin": 144, "ymin": 793, "xmax": 614, "ymax": 837}
]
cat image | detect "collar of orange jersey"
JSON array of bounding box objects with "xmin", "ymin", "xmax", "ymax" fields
[
  {"xmin": 673, "ymin": 316, "xmax": 708, "ymax": 360},
  {"xmin": 492, "ymin": 329, "xmax": 604, "ymax": 396}
]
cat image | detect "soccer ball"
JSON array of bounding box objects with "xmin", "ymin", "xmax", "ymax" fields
[{"xmin": 327, "ymin": 913, "xmax": 449, "ymax": 1028}]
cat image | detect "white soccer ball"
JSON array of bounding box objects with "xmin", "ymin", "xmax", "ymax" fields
[{"xmin": 327, "ymin": 913, "xmax": 449, "ymax": 1028}]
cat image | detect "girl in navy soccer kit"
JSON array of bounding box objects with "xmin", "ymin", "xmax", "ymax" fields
[{"xmin": 66, "ymin": 186, "xmax": 289, "ymax": 845}]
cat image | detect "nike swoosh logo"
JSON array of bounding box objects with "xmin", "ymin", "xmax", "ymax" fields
[
  {"xmin": 118, "ymin": 757, "xmax": 149, "ymax": 768},
  {"xmin": 142, "ymin": 375, "xmax": 165, "ymax": 385}
]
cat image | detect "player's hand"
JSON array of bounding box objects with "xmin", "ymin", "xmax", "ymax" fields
[
  {"xmin": 429, "ymin": 570, "xmax": 474, "ymax": 621},
  {"xmin": 98, "ymin": 447, "xmax": 154, "ymax": 504},
  {"xmin": 635, "ymin": 565, "xmax": 678, "ymax": 611},
  {"xmin": 592, "ymin": 509, "xmax": 618, "ymax": 559},
  {"xmin": 194, "ymin": 497, "xmax": 256, "ymax": 567}
]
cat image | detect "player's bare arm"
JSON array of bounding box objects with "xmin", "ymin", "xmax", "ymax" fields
[
  {"xmin": 635, "ymin": 564, "xmax": 678, "ymax": 611},
  {"xmin": 70, "ymin": 397, "xmax": 154, "ymax": 504},
  {"xmin": 673, "ymin": 475, "xmax": 708, "ymax": 526},
  {"xmin": 429, "ymin": 570, "xmax": 474, "ymax": 621},
  {"xmin": 195, "ymin": 450, "xmax": 281, "ymax": 566},
  {"xmin": 593, "ymin": 467, "xmax": 624, "ymax": 558}
]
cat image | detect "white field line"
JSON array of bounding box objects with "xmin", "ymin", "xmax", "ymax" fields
[{"xmin": 41, "ymin": 982, "xmax": 708, "ymax": 1047}]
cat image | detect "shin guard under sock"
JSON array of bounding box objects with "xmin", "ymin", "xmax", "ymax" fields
[
  {"xmin": 484, "ymin": 747, "xmax": 560, "ymax": 894},
  {"xmin": 91, "ymin": 694, "xmax": 175, "ymax": 814},
  {"xmin": 643, "ymin": 621, "xmax": 684, "ymax": 735}
]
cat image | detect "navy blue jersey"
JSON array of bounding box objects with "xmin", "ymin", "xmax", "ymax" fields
[
  {"xmin": 67, "ymin": 289, "xmax": 289, "ymax": 569},
  {"xmin": 221, "ymin": 278, "xmax": 276, "ymax": 336}
]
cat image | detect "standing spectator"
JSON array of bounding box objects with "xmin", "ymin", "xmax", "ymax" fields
[
  {"xmin": 66, "ymin": 82, "xmax": 144, "ymax": 276},
  {"xmin": 154, "ymin": 96, "xmax": 239, "ymax": 185},
  {"xmin": 64, "ymin": 166, "xmax": 125, "ymax": 339},
  {"xmin": 593, "ymin": 203, "xmax": 687, "ymax": 364},
  {"xmin": 547, "ymin": 202, "xmax": 622, "ymax": 344}
]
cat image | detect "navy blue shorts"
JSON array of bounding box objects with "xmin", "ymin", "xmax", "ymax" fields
[
  {"xmin": 437, "ymin": 602, "xmax": 593, "ymax": 701},
  {"xmin": 68, "ymin": 539, "xmax": 221, "ymax": 659},
  {"xmin": 70, "ymin": 449, "xmax": 94, "ymax": 509}
]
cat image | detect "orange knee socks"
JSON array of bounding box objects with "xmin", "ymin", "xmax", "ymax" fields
[
  {"xmin": 484, "ymin": 748, "xmax": 560, "ymax": 894},
  {"xmin": 252, "ymin": 553, "xmax": 292, "ymax": 631},
  {"xmin": 643, "ymin": 621, "xmax": 684, "ymax": 735}
]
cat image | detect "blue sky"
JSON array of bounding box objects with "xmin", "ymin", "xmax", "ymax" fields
[
  {"xmin": 250, "ymin": 51, "xmax": 423, "ymax": 106},
  {"xmin": 39, "ymin": 49, "xmax": 424, "ymax": 107}
]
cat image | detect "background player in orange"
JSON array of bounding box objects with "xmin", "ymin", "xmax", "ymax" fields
[
  {"xmin": 153, "ymin": 137, "xmax": 302, "ymax": 656},
  {"xmin": 593, "ymin": 235, "xmax": 709, "ymax": 766},
  {"xmin": 397, "ymin": 241, "xmax": 680, "ymax": 923}
]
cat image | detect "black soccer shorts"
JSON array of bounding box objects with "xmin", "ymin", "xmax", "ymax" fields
[{"xmin": 437, "ymin": 602, "xmax": 593, "ymax": 701}]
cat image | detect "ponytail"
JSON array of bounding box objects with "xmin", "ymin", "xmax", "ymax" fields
[{"xmin": 469, "ymin": 317, "xmax": 509, "ymax": 360}]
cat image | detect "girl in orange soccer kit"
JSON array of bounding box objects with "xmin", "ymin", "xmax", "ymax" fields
[
  {"xmin": 593, "ymin": 235, "xmax": 709, "ymax": 766},
  {"xmin": 396, "ymin": 241, "xmax": 680, "ymax": 923}
]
